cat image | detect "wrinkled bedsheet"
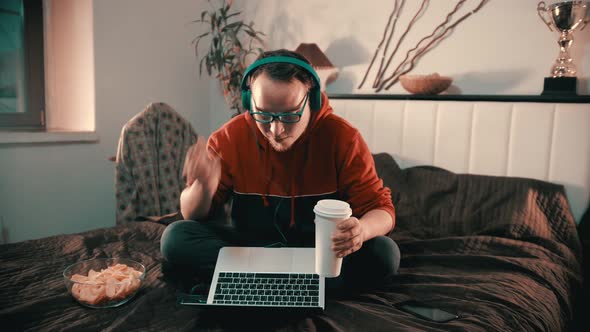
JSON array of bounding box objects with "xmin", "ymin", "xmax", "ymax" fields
[{"xmin": 0, "ymin": 165, "xmax": 583, "ymax": 331}]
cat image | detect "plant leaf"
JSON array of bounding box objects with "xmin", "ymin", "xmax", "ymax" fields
[
  {"xmin": 199, "ymin": 56, "xmax": 206, "ymax": 76},
  {"xmin": 206, "ymin": 55, "xmax": 212, "ymax": 76},
  {"xmin": 225, "ymin": 11, "xmax": 241, "ymax": 20},
  {"xmin": 221, "ymin": 21, "xmax": 240, "ymax": 32},
  {"xmin": 192, "ymin": 32, "xmax": 209, "ymax": 45},
  {"xmin": 211, "ymin": 12, "xmax": 216, "ymax": 30},
  {"xmin": 216, "ymin": 14, "xmax": 223, "ymax": 28}
]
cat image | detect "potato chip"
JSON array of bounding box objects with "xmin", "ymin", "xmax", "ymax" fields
[{"xmin": 69, "ymin": 263, "xmax": 142, "ymax": 305}]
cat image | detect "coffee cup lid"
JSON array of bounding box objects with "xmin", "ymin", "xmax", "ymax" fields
[{"xmin": 313, "ymin": 199, "xmax": 352, "ymax": 218}]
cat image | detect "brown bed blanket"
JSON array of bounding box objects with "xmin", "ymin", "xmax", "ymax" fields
[{"xmin": 0, "ymin": 162, "xmax": 583, "ymax": 331}]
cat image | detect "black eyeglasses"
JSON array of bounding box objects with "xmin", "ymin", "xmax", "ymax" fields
[{"xmin": 249, "ymin": 92, "xmax": 309, "ymax": 124}]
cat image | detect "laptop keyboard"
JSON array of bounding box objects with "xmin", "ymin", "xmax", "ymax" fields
[{"xmin": 213, "ymin": 272, "xmax": 321, "ymax": 307}]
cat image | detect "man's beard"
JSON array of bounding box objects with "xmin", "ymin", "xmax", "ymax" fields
[{"xmin": 268, "ymin": 137, "xmax": 292, "ymax": 152}]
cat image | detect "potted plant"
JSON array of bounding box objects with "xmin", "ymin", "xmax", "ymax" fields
[{"xmin": 193, "ymin": 0, "xmax": 265, "ymax": 116}]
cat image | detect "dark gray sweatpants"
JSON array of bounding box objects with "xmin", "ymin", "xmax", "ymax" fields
[{"xmin": 160, "ymin": 220, "xmax": 400, "ymax": 292}]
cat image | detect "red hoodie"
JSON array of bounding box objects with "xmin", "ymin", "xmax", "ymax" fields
[{"xmin": 208, "ymin": 93, "xmax": 395, "ymax": 243}]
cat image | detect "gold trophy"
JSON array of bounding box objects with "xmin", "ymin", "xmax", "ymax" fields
[{"xmin": 537, "ymin": 1, "xmax": 589, "ymax": 94}]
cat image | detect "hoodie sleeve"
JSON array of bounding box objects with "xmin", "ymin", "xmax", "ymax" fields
[
  {"xmin": 206, "ymin": 132, "xmax": 233, "ymax": 218},
  {"xmin": 337, "ymin": 131, "xmax": 395, "ymax": 232}
]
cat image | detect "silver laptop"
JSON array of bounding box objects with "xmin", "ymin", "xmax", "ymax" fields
[{"xmin": 178, "ymin": 247, "xmax": 325, "ymax": 310}]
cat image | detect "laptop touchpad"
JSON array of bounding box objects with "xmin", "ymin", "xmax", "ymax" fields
[{"xmin": 248, "ymin": 248, "xmax": 293, "ymax": 272}]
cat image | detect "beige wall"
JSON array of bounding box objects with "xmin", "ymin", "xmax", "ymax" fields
[{"xmin": 0, "ymin": 0, "xmax": 211, "ymax": 243}]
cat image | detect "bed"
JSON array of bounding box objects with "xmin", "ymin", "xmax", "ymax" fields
[{"xmin": 0, "ymin": 97, "xmax": 587, "ymax": 331}]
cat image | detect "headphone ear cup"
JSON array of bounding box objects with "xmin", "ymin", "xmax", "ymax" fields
[
  {"xmin": 309, "ymin": 87, "xmax": 322, "ymax": 111},
  {"xmin": 242, "ymin": 90, "xmax": 251, "ymax": 111}
]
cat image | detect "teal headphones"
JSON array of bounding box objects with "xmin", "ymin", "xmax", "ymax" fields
[{"xmin": 240, "ymin": 56, "xmax": 322, "ymax": 112}]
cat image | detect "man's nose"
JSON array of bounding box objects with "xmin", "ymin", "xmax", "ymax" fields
[{"xmin": 269, "ymin": 119, "xmax": 284, "ymax": 135}]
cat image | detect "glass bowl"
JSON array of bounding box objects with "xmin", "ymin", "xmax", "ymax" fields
[{"xmin": 63, "ymin": 258, "xmax": 146, "ymax": 308}]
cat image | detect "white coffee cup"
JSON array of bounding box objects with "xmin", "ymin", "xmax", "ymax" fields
[{"xmin": 314, "ymin": 199, "xmax": 352, "ymax": 277}]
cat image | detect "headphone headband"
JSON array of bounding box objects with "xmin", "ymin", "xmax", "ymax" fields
[
  {"xmin": 240, "ymin": 55, "xmax": 322, "ymax": 111},
  {"xmin": 240, "ymin": 56, "xmax": 321, "ymax": 91}
]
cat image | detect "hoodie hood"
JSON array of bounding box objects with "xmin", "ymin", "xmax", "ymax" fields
[{"xmin": 307, "ymin": 92, "xmax": 334, "ymax": 132}]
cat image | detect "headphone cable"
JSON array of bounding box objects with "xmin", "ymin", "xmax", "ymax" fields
[{"xmin": 272, "ymin": 198, "xmax": 289, "ymax": 245}]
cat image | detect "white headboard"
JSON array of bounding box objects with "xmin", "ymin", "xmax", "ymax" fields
[{"xmin": 330, "ymin": 97, "xmax": 590, "ymax": 224}]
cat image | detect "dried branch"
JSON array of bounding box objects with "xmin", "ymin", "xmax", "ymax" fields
[
  {"xmin": 374, "ymin": 0, "xmax": 403, "ymax": 87},
  {"xmin": 357, "ymin": 0, "xmax": 400, "ymax": 89},
  {"xmin": 373, "ymin": 0, "xmax": 428, "ymax": 88}
]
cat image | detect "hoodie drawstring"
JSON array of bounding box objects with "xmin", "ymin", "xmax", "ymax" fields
[
  {"xmin": 290, "ymin": 175, "xmax": 296, "ymax": 228},
  {"xmin": 249, "ymin": 114, "xmax": 272, "ymax": 209}
]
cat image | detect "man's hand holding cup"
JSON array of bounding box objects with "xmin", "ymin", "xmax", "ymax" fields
[{"xmin": 331, "ymin": 217, "xmax": 365, "ymax": 258}]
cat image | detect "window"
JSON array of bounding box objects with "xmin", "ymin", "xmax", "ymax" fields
[{"xmin": 0, "ymin": 0, "xmax": 45, "ymax": 129}]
